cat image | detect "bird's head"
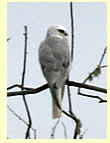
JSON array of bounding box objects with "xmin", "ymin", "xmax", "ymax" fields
[{"xmin": 46, "ymin": 25, "xmax": 68, "ymax": 40}]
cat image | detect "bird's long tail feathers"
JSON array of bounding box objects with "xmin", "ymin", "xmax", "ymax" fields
[{"xmin": 51, "ymin": 88, "xmax": 62, "ymax": 119}]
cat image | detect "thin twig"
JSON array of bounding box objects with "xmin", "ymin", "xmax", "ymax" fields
[
  {"xmin": 78, "ymin": 92, "xmax": 107, "ymax": 103},
  {"xmin": 50, "ymin": 119, "xmax": 60, "ymax": 139},
  {"xmin": 7, "ymin": 105, "xmax": 37, "ymax": 138},
  {"xmin": 21, "ymin": 26, "xmax": 32, "ymax": 139},
  {"xmin": 67, "ymin": 2, "xmax": 74, "ymax": 114},
  {"xmin": 7, "ymin": 84, "xmax": 34, "ymax": 90},
  {"xmin": 98, "ymin": 47, "xmax": 107, "ymax": 66},
  {"xmin": 69, "ymin": 2, "xmax": 82, "ymax": 138},
  {"xmin": 7, "ymin": 83, "xmax": 48, "ymax": 97},
  {"xmin": 79, "ymin": 129, "xmax": 88, "ymax": 139},
  {"xmin": 100, "ymin": 65, "xmax": 107, "ymax": 68},
  {"xmin": 61, "ymin": 122, "xmax": 67, "ymax": 139},
  {"xmin": 70, "ymin": 2, "xmax": 74, "ymax": 61}
]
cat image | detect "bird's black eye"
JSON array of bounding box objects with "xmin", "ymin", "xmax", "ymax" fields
[
  {"xmin": 58, "ymin": 29, "xmax": 68, "ymax": 36},
  {"xmin": 58, "ymin": 29, "xmax": 65, "ymax": 34}
]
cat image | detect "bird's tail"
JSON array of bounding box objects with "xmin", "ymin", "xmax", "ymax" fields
[{"xmin": 51, "ymin": 88, "xmax": 62, "ymax": 119}]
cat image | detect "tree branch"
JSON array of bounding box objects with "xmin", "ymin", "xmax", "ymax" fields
[
  {"xmin": 21, "ymin": 26, "xmax": 32, "ymax": 139},
  {"xmin": 7, "ymin": 84, "xmax": 34, "ymax": 90},
  {"xmin": 78, "ymin": 92, "xmax": 107, "ymax": 103},
  {"xmin": 70, "ymin": 2, "xmax": 74, "ymax": 61},
  {"xmin": 69, "ymin": 2, "xmax": 81, "ymax": 139},
  {"xmin": 7, "ymin": 81, "xmax": 107, "ymax": 97},
  {"xmin": 67, "ymin": 81, "xmax": 107, "ymax": 93}
]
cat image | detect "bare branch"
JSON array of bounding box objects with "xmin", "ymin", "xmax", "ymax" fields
[
  {"xmin": 78, "ymin": 92, "xmax": 107, "ymax": 103},
  {"xmin": 100, "ymin": 65, "xmax": 107, "ymax": 68},
  {"xmin": 66, "ymin": 1, "xmax": 75, "ymax": 118},
  {"xmin": 98, "ymin": 46, "xmax": 107, "ymax": 66},
  {"xmin": 7, "ymin": 84, "xmax": 34, "ymax": 90},
  {"xmin": 70, "ymin": 2, "xmax": 74, "ymax": 61},
  {"xmin": 67, "ymin": 81, "xmax": 107, "ymax": 93},
  {"xmin": 7, "ymin": 83, "xmax": 48, "ymax": 97},
  {"xmin": 21, "ymin": 26, "xmax": 32, "ymax": 139},
  {"xmin": 7, "ymin": 81, "xmax": 107, "ymax": 97}
]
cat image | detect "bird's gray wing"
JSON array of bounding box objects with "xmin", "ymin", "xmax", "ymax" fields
[
  {"xmin": 51, "ymin": 39, "xmax": 71, "ymax": 88},
  {"xmin": 39, "ymin": 42, "xmax": 60, "ymax": 87},
  {"xmin": 39, "ymin": 40, "xmax": 70, "ymax": 88}
]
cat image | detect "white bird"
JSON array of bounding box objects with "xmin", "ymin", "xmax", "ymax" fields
[{"xmin": 39, "ymin": 25, "xmax": 71, "ymax": 119}]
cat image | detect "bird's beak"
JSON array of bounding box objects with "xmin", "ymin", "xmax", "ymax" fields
[{"xmin": 64, "ymin": 31, "xmax": 68, "ymax": 36}]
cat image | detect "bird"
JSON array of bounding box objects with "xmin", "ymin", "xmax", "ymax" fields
[{"xmin": 39, "ymin": 25, "xmax": 71, "ymax": 119}]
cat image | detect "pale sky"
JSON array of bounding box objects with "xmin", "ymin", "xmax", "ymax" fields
[{"xmin": 7, "ymin": 2, "xmax": 107, "ymax": 139}]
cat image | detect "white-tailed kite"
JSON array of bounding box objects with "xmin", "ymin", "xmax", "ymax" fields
[{"xmin": 39, "ymin": 25, "xmax": 71, "ymax": 119}]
